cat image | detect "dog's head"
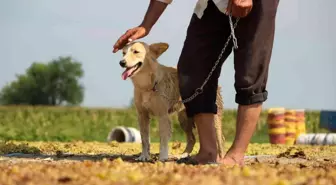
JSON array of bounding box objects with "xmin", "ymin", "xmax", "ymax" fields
[{"xmin": 119, "ymin": 41, "xmax": 169, "ymax": 80}]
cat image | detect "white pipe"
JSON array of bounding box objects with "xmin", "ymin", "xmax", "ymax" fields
[
  {"xmin": 107, "ymin": 126, "xmax": 141, "ymax": 143},
  {"xmin": 296, "ymin": 133, "xmax": 336, "ymax": 145}
]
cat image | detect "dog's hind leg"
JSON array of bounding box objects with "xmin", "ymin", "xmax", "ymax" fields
[
  {"xmin": 178, "ymin": 110, "xmax": 196, "ymax": 158},
  {"xmin": 158, "ymin": 114, "xmax": 172, "ymax": 161},
  {"xmin": 214, "ymin": 113, "xmax": 225, "ymax": 159},
  {"xmin": 135, "ymin": 109, "xmax": 151, "ymax": 162},
  {"xmin": 215, "ymin": 87, "xmax": 225, "ymax": 159}
]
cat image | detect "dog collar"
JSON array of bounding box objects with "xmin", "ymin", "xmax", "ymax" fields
[{"xmin": 151, "ymin": 81, "xmax": 158, "ymax": 92}]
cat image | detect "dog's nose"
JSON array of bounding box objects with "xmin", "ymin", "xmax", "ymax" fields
[{"xmin": 119, "ymin": 60, "xmax": 126, "ymax": 67}]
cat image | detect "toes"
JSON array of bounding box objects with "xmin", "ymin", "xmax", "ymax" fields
[
  {"xmin": 159, "ymin": 158, "xmax": 168, "ymax": 162},
  {"xmin": 159, "ymin": 155, "xmax": 168, "ymax": 162}
]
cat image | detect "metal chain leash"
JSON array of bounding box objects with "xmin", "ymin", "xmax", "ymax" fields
[{"xmin": 156, "ymin": 15, "xmax": 240, "ymax": 105}]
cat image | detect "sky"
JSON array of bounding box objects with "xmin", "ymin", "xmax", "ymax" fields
[{"xmin": 0, "ymin": 0, "xmax": 335, "ymax": 111}]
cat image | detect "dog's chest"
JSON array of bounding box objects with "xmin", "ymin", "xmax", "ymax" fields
[
  {"xmin": 140, "ymin": 92, "xmax": 184, "ymax": 116},
  {"xmin": 140, "ymin": 92, "xmax": 168, "ymax": 115}
]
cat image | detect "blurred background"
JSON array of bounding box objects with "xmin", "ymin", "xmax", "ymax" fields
[{"xmin": 0, "ymin": 0, "xmax": 335, "ymax": 143}]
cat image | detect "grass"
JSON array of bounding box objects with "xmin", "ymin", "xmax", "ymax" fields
[{"xmin": 0, "ymin": 106, "xmax": 329, "ymax": 143}]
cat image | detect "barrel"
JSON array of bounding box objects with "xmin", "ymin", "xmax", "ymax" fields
[
  {"xmin": 107, "ymin": 126, "xmax": 141, "ymax": 143},
  {"xmin": 284, "ymin": 109, "xmax": 297, "ymax": 145},
  {"xmin": 267, "ymin": 108, "xmax": 286, "ymax": 144},
  {"xmin": 295, "ymin": 133, "xmax": 336, "ymax": 145},
  {"xmin": 295, "ymin": 109, "xmax": 306, "ymax": 138},
  {"xmin": 320, "ymin": 110, "xmax": 336, "ymax": 132}
]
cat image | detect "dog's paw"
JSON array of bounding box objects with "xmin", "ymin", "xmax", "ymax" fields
[
  {"xmin": 159, "ymin": 154, "xmax": 169, "ymax": 162},
  {"xmin": 180, "ymin": 152, "xmax": 190, "ymax": 159},
  {"xmin": 135, "ymin": 154, "xmax": 151, "ymax": 162}
]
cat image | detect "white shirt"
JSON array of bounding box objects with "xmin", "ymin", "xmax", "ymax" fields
[{"xmin": 156, "ymin": 0, "xmax": 229, "ymax": 19}]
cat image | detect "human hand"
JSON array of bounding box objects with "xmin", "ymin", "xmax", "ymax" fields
[
  {"xmin": 226, "ymin": 0, "xmax": 253, "ymax": 18},
  {"xmin": 112, "ymin": 25, "xmax": 150, "ymax": 53}
]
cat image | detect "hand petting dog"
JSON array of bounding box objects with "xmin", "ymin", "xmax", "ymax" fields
[{"xmin": 112, "ymin": 26, "xmax": 149, "ymax": 53}]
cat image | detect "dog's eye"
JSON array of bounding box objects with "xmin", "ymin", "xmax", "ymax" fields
[
  {"xmin": 122, "ymin": 52, "xmax": 126, "ymax": 55},
  {"xmin": 133, "ymin": 50, "xmax": 139, "ymax": 54}
]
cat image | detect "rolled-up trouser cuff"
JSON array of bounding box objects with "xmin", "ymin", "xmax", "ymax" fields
[
  {"xmin": 235, "ymin": 91, "xmax": 268, "ymax": 105},
  {"xmin": 185, "ymin": 100, "xmax": 218, "ymax": 118}
]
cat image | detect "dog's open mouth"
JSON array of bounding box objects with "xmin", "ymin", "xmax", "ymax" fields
[{"xmin": 121, "ymin": 62, "xmax": 142, "ymax": 80}]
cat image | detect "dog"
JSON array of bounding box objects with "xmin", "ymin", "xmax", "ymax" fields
[{"xmin": 118, "ymin": 41, "xmax": 225, "ymax": 162}]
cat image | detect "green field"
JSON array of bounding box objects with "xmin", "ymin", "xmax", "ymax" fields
[
  {"xmin": 0, "ymin": 106, "xmax": 328, "ymax": 143},
  {"xmin": 0, "ymin": 106, "xmax": 335, "ymax": 185}
]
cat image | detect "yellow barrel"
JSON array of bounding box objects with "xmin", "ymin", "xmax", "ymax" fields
[
  {"xmin": 284, "ymin": 109, "xmax": 297, "ymax": 145},
  {"xmin": 267, "ymin": 108, "xmax": 286, "ymax": 144},
  {"xmin": 295, "ymin": 109, "xmax": 306, "ymax": 138}
]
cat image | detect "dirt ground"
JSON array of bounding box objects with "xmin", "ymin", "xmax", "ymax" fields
[{"xmin": 0, "ymin": 141, "xmax": 336, "ymax": 185}]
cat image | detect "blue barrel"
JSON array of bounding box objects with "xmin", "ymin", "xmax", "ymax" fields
[{"xmin": 320, "ymin": 110, "xmax": 336, "ymax": 132}]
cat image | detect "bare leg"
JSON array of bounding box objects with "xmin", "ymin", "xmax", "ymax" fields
[
  {"xmin": 215, "ymin": 86, "xmax": 225, "ymax": 159},
  {"xmin": 214, "ymin": 113, "xmax": 225, "ymax": 159},
  {"xmin": 219, "ymin": 103, "xmax": 262, "ymax": 166},
  {"xmin": 222, "ymin": 0, "xmax": 279, "ymax": 166},
  {"xmin": 193, "ymin": 113, "xmax": 218, "ymax": 164}
]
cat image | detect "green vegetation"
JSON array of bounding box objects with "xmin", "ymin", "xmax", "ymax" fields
[
  {"xmin": 0, "ymin": 56, "xmax": 84, "ymax": 106},
  {"xmin": 0, "ymin": 106, "xmax": 328, "ymax": 143},
  {"xmin": 0, "ymin": 56, "xmax": 329, "ymax": 144}
]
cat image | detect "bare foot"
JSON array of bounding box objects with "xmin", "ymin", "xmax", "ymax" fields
[
  {"xmin": 218, "ymin": 153, "xmax": 245, "ymax": 166},
  {"xmin": 177, "ymin": 151, "xmax": 218, "ymax": 165},
  {"xmin": 178, "ymin": 153, "xmax": 244, "ymax": 166},
  {"xmin": 193, "ymin": 152, "xmax": 218, "ymax": 164}
]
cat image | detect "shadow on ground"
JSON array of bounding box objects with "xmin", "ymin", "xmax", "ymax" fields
[
  {"xmin": 1, "ymin": 152, "xmax": 177, "ymax": 164},
  {"xmin": 1, "ymin": 141, "xmax": 336, "ymax": 167}
]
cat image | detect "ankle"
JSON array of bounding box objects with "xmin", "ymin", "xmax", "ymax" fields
[
  {"xmin": 229, "ymin": 143, "xmax": 247, "ymax": 154},
  {"xmin": 194, "ymin": 113, "xmax": 218, "ymax": 155},
  {"xmin": 195, "ymin": 150, "xmax": 218, "ymax": 163},
  {"xmin": 199, "ymin": 145, "xmax": 218, "ymax": 158},
  {"xmin": 225, "ymin": 148, "xmax": 245, "ymax": 159}
]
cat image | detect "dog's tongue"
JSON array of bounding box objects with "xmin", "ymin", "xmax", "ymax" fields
[{"xmin": 121, "ymin": 68, "xmax": 133, "ymax": 80}]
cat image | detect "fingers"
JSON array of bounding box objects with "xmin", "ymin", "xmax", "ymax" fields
[
  {"xmin": 113, "ymin": 28, "xmax": 146, "ymax": 53},
  {"xmin": 225, "ymin": 5, "xmax": 232, "ymax": 16},
  {"xmin": 225, "ymin": 0, "xmax": 253, "ymax": 18},
  {"xmin": 232, "ymin": 6, "xmax": 246, "ymax": 18},
  {"xmin": 225, "ymin": 0, "xmax": 233, "ymax": 15},
  {"xmin": 112, "ymin": 29, "xmax": 136, "ymax": 53},
  {"xmin": 229, "ymin": 7, "xmax": 252, "ymax": 18},
  {"xmin": 112, "ymin": 30, "xmax": 132, "ymax": 53}
]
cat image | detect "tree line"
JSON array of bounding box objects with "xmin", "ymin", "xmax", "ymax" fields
[{"xmin": 0, "ymin": 56, "xmax": 84, "ymax": 106}]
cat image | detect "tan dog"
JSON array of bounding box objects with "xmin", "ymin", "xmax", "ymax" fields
[{"xmin": 119, "ymin": 41, "xmax": 225, "ymax": 162}]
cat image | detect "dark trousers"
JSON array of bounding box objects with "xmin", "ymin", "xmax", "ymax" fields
[{"xmin": 177, "ymin": 0, "xmax": 280, "ymax": 117}]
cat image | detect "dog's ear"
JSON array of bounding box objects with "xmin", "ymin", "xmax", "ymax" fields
[{"xmin": 149, "ymin": 42, "xmax": 169, "ymax": 58}]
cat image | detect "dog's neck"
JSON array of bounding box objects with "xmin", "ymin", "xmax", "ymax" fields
[
  {"xmin": 131, "ymin": 61, "xmax": 161, "ymax": 92},
  {"xmin": 131, "ymin": 72, "xmax": 157, "ymax": 92}
]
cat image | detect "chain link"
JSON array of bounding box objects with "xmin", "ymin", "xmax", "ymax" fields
[{"xmin": 157, "ymin": 15, "xmax": 240, "ymax": 105}]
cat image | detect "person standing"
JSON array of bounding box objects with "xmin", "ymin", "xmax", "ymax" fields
[{"xmin": 113, "ymin": 0, "xmax": 280, "ymax": 165}]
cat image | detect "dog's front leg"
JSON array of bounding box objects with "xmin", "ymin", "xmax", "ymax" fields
[
  {"xmin": 136, "ymin": 110, "xmax": 151, "ymax": 162},
  {"xmin": 158, "ymin": 114, "xmax": 172, "ymax": 162}
]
